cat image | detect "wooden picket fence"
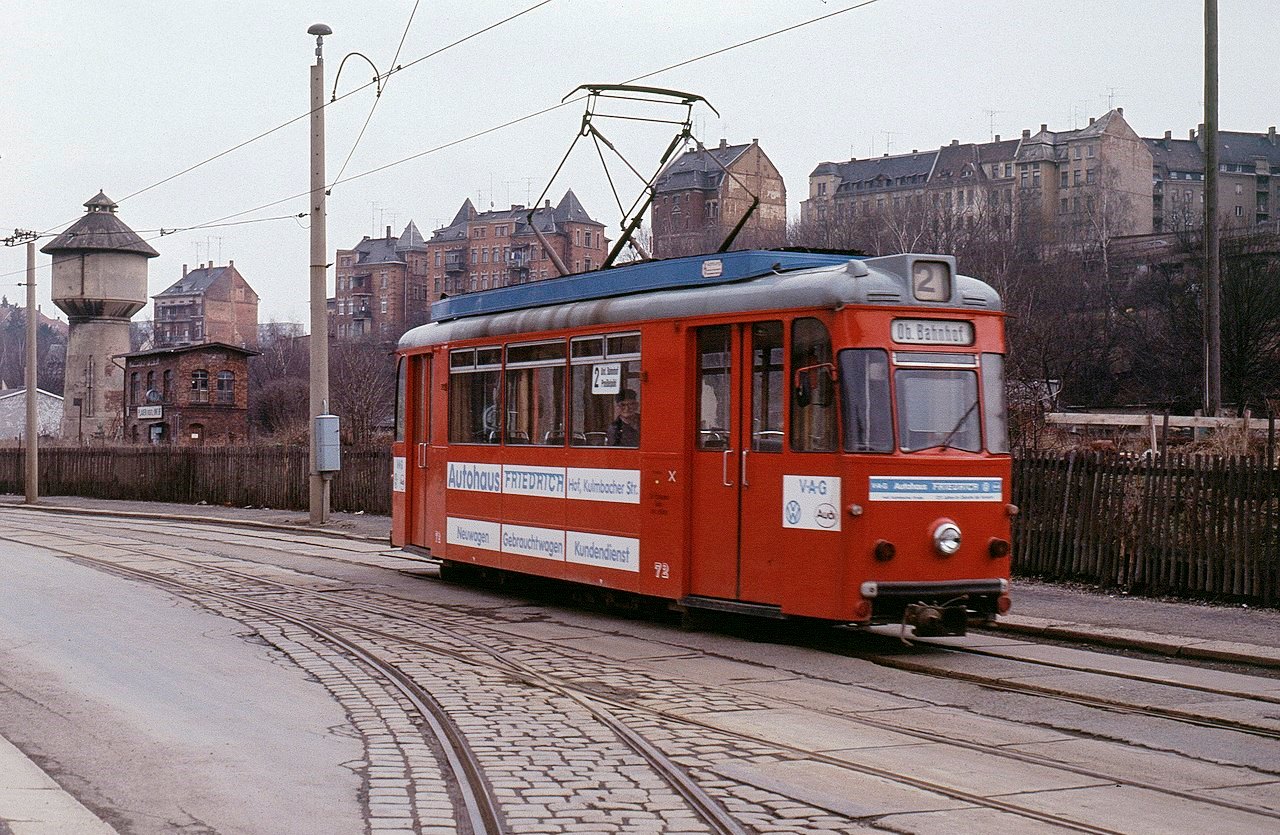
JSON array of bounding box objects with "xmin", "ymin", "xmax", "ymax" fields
[
  {"xmin": 0, "ymin": 445, "xmax": 392, "ymax": 516},
  {"xmin": 1, "ymin": 445, "xmax": 1276, "ymax": 603},
  {"xmin": 1013, "ymin": 451, "xmax": 1280, "ymax": 604}
]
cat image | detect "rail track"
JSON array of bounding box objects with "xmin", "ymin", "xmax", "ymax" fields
[{"xmin": 4, "ymin": 509, "xmax": 1279, "ymax": 833}]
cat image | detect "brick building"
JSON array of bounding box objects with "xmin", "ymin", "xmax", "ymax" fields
[
  {"xmin": 424, "ymin": 191, "xmax": 608, "ymax": 304},
  {"xmin": 153, "ymin": 262, "xmax": 259, "ymax": 350},
  {"xmin": 802, "ymin": 109, "xmax": 1154, "ymax": 246},
  {"xmin": 1148, "ymin": 126, "xmax": 1280, "ymax": 232},
  {"xmin": 332, "ymin": 222, "xmax": 429, "ymax": 342},
  {"xmin": 651, "ymin": 138, "xmax": 787, "ymax": 258},
  {"xmin": 120, "ymin": 342, "xmax": 257, "ymax": 446}
]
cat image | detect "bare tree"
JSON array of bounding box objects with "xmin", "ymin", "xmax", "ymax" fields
[
  {"xmin": 248, "ymin": 321, "xmax": 309, "ymax": 439},
  {"xmin": 329, "ymin": 334, "xmax": 396, "ymax": 443}
]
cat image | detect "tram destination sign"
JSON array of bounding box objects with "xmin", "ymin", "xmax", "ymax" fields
[{"xmin": 891, "ymin": 318, "xmax": 974, "ymax": 346}]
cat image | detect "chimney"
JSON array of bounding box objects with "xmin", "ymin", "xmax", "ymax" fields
[
  {"xmin": 182, "ymin": 264, "xmax": 188, "ymax": 278},
  {"xmin": 994, "ymin": 134, "xmax": 1000, "ymax": 142},
  {"xmin": 950, "ymin": 139, "xmax": 959, "ymax": 146},
  {"xmin": 1190, "ymin": 128, "xmax": 1197, "ymax": 141},
  {"xmin": 545, "ymin": 199, "xmax": 551, "ymax": 208},
  {"xmin": 228, "ymin": 259, "xmax": 234, "ymax": 268},
  {"xmin": 1040, "ymin": 123, "xmax": 1047, "ymax": 133},
  {"xmin": 1089, "ymin": 117, "xmax": 1095, "ymax": 125},
  {"xmin": 386, "ymin": 225, "xmax": 392, "ymax": 239},
  {"xmin": 1117, "ymin": 107, "xmax": 1124, "ymax": 117},
  {"xmin": 1270, "ymin": 126, "xmax": 1277, "ymax": 146},
  {"xmin": 719, "ymin": 138, "xmax": 728, "ymax": 150},
  {"xmin": 751, "ymin": 137, "xmax": 758, "ymax": 145},
  {"xmin": 1022, "ymin": 129, "xmax": 1031, "ymax": 140},
  {"xmin": 1164, "ymin": 130, "xmax": 1172, "ymax": 140}
]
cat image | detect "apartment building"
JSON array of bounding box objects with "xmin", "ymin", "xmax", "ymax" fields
[
  {"xmin": 424, "ymin": 191, "xmax": 608, "ymax": 304},
  {"xmin": 1149, "ymin": 126, "xmax": 1280, "ymax": 232},
  {"xmin": 802, "ymin": 109, "xmax": 1154, "ymax": 244},
  {"xmin": 651, "ymin": 138, "xmax": 787, "ymax": 258},
  {"xmin": 153, "ymin": 262, "xmax": 259, "ymax": 350},
  {"xmin": 332, "ymin": 222, "xmax": 430, "ymax": 342}
]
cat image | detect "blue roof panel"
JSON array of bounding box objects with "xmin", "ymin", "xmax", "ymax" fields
[{"xmin": 430, "ymin": 251, "xmax": 855, "ymax": 322}]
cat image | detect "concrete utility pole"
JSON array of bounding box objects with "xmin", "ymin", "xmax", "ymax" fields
[
  {"xmin": 25, "ymin": 241, "xmax": 38, "ymax": 503},
  {"xmin": 308, "ymin": 23, "xmax": 333, "ymax": 524},
  {"xmin": 1204, "ymin": 0, "xmax": 1221, "ymax": 415}
]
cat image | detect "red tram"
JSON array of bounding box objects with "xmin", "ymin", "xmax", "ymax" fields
[{"xmin": 391, "ymin": 250, "xmax": 1012, "ymax": 636}]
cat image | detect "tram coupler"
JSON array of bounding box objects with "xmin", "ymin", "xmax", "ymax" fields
[{"xmin": 904, "ymin": 602, "xmax": 969, "ymax": 637}]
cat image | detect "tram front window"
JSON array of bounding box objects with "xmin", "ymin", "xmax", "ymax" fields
[{"xmin": 895, "ymin": 368, "xmax": 981, "ymax": 452}]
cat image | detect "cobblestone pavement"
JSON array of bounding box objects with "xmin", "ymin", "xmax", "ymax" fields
[{"xmin": 4, "ymin": 503, "xmax": 1280, "ymax": 834}]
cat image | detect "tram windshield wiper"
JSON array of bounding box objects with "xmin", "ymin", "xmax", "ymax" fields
[{"xmin": 903, "ymin": 399, "xmax": 978, "ymax": 454}]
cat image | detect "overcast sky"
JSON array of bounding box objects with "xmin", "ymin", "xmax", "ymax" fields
[{"xmin": 2, "ymin": 1, "xmax": 1275, "ymax": 326}]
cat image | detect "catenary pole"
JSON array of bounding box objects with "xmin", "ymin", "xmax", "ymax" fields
[
  {"xmin": 308, "ymin": 23, "xmax": 333, "ymax": 524},
  {"xmin": 25, "ymin": 241, "xmax": 37, "ymax": 503},
  {"xmin": 1204, "ymin": 0, "xmax": 1221, "ymax": 415}
]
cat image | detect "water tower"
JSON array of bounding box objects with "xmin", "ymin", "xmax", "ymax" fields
[{"xmin": 42, "ymin": 192, "xmax": 158, "ymax": 441}]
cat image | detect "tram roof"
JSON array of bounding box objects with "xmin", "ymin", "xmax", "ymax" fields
[{"xmin": 400, "ymin": 250, "xmax": 1001, "ymax": 350}]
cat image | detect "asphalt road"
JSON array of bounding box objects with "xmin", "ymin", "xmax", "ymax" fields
[{"xmin": 0, "ymin": 543, "xmax": 364, "ymax": 835}]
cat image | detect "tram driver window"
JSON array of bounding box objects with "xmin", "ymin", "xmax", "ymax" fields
[
  {"xmin": 837, "ymin": 349, "xmax": 893, "ymax": 452},
  {"xmin": 569, "ymin": 332, "xmax": 641, "ymax": 447},
  {"xmin": 448, "ymin": 347, "xmax": 502, "ymax": 444},
  {"xmin": 505, "ymin": 340, "xmax": 566, "ymax": 445},
  {"xmin": 790, "ymin": 318, "xmax": 837, "ymax": 452}
]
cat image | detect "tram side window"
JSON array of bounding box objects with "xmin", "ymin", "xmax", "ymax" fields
[
  {"xmin": 448, "ymin": 347, "xmax": 502, "ymax": 444},
  {"xmin": 838, "ymin": 349, "xmax": 893, "ymax": 452},
  {"xmin": 505, "ymin": 340, "xmax": 566, "ymax": 445},
  {"xmin": 790, "ymin": 318, "xmax": 837, "ymax": 452},
  {"xmin": 982, "ymin": 353, "xmax": 1010, "ymax": 454},
  {"xmin": 696, "ymin": 326, "xmax": 731, "ymax": 450},
  {"xmin": 569, "ymin": 332, "xmax": 641, "ymax": 447}
]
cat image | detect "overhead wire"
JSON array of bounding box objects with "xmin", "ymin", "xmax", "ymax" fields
[
  {"xmin": 6, "ymin": 0, "xmax": 878, "ymax": 282},
  {"xmin": 28, "ymin": 0, "xmax": 556, "ymax": 238},
  {"xmin": 330, "ymin": 0, "xmax": 423, "ymax": 188}
]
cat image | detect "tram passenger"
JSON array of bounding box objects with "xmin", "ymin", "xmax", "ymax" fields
[{"xmin": 608, "ymin": 389, "xmax": 640, "ymax": 447}]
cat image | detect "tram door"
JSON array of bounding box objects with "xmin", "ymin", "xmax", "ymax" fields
[
  {"xmin": 408, "ymin": 354, "xmax": 433, "ymax": 548},
  {"xmin": 689, "ymin": 321, "xmax": 786, "ymax": 604}
]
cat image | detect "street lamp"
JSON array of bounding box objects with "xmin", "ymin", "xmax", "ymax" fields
[{"xmin": 307, "ymin": 23, "xmax": 332, "ymax": 524}]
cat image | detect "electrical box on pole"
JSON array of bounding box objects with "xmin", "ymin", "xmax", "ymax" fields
[{"xmin": 315, "ymin": 414, "xmax": 341, "ymax": 472}]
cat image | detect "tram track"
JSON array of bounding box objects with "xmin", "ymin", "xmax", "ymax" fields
[
  {"xmin": 0, "ymin": 519, "xmax": 748, "ymax": 835},
  {"xmin": 5, "ymin": 513, "xmax": 1279, "ymax": 832},
  {"xmin": 849, "ymin": 635, "xmax": 1280, "ymax": 742}
]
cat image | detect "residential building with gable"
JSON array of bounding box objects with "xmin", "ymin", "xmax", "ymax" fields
[
  {"xmin": 651, "ymin": 138, "xmax": 787, "ymax": 258},
  {"xmin": 424, "ymin": 190, "xmax": 608, "ymax": 305},
  {"xmin": 153, "ymin": 262, "xmax": 259, "ymax": 350},
  {"xmin": 332, "ymin": 222, "xmax": 430, "ymax": 342}
]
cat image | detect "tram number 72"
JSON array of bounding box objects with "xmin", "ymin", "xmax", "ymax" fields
[{"xmin": 653, "ymin": 562, "xmax": 670, "ymax": 579}]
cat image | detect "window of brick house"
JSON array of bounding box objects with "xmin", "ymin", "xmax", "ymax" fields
[
  {"xmin": 216, "ymin": 371, "xmax": 234, "ymax": 404},
  {"xmin": 191, "ymin": 370, "xmax": 209, "ymax": 403}
]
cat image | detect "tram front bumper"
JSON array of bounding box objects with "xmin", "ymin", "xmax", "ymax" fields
[{"xmin": 859, "ymin": 578, "xmax": 1009, "ymax": 636}]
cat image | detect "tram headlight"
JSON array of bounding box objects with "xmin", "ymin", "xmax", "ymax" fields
[{"xmin": 932, "ymin": 521, "xmax": 961, "ymax": 556}]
